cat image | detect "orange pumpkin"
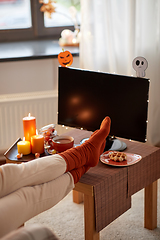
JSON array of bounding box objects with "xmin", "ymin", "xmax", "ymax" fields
[{"xmin": 58, "ymin": 50, "xmax": 73, "ymax": 67}]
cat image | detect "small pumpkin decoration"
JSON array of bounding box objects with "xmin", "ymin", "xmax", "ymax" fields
[{"xmin": 58, "ymin": 49, "xmax": 73, "ymax": 67}]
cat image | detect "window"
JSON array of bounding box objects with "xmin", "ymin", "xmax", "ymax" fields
[
  {"xmin": 44, "ymin": 1, "xmax": 80, "ymax": 28},
  {"xmin": 0, "ymin": 0, "xmax": 81, "ymax": 42},
  {"xmin": 0, "ymin": 0, "xmax": 32, "ymax": 30}
]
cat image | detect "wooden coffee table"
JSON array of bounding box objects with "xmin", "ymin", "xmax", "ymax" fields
[
  {"xmin": 72, "ymin": 181, "xmax": 157, "ymax": 240},
  {"xmin": 62, "ymin": 129, "xmax": 160, "ymax": 240}
]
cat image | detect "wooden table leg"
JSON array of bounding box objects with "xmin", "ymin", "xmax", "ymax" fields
[
  {"xmin": 84, "ymin": 194, "xmax": 99, "ymax": 240},
  {"xmin": 144, "ymin": 180, "xmax": 157, "ymax": 230},
  {"xmin": 72, "ymin": 190, "xmax": 84, "ymax": 204}
]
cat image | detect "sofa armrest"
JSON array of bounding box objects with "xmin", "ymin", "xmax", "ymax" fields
[
  {"xmin": 1, "ymin": 224, "xmax": 59, "ymax": 240},
  {"xmin": 0, "ymin": 150, "xmax": 6, "ymax": 166}
]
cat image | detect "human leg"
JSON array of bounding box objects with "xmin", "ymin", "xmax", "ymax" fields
[
  {"xmin": 0, "ymin": 154, "xmax": 66, "ymax": 198},
  {"xmin": 59, "ymin": 116, "xmax": 111, "ymax": 171},
  {"xmin": 0, "ymin": 172, "xmax": 74, "ymax": 238},
  {"xmin": 70, "ymin": 165, "xmax": 90, "ymax": 184},
  {"xmin": 0, "ymin": 116, "xmax": 111, "ymax": 198}
]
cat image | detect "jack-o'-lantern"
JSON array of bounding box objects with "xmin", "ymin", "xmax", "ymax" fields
[{"xmin": 58, "ymin": 50, "xmax": 73, "ymax": 67}]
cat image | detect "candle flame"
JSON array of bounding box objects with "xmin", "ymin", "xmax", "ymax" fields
[
  {"xmin": 23, "ymin": 137, "xmax": 25, "ymax": 141},
  {"xmin": 28, "ymin": 113, "xmax": 31, "ymax": 117},
  {"xmin": 36, "ymin": 129, "xmax": 38, "ymax": 135}
]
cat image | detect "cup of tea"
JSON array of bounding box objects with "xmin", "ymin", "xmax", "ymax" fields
[{"xmin": 52, "ymin": 136, "xmax": 74, "ymax": 152}]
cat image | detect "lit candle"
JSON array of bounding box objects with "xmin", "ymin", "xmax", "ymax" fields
[
  {"xmin": 17, "ymin": 138, "xmax": 31, "ymax": 155},
  {"xmin": 23, "ymin": 113, "xmax": 36, "ymax": 142},
  {"xmin": 31, "ymin": 133, "xmax": 44, "ymax": 154}
]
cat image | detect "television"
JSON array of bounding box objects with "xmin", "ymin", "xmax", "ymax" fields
[{"xmin": 58, "ymin": 67, "xmax": 149, "ymax": 145}]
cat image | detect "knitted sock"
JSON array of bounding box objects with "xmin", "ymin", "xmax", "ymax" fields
[
  {"xmin": 70, "ymin": 166, "xmax": 90, "ymax": 184},
  {"xmin": 59, "ymin": 116, "xmax": 111, "ymax": 172}
]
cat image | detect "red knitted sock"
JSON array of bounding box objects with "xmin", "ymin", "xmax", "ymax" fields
[
  {"xmin": 59, "ymin": 116, "xmax": 111, "ymax": 172},
  {"xmin": 70, "ymin": 166, "xmax": 90, "ymax": 184}
]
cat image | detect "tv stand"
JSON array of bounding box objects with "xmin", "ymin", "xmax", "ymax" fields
[{"xmin": 80, "ymin": 136, "xmax": 127, "ymax": 151}]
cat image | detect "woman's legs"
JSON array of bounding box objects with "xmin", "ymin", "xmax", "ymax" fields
[
  {"xmin": 0, "ymin": 154, "xmax": 67, "ymax": 198},
  {"xmin": 59, "ymin": 116, "xmax": 111, "ymax": 171},
  {"xmin": 0, "ymin": 116, "xmax": 111, "ymax": 237},
  {"xmin": 0, "ymin": 116, "xmax": 111, "ymax": 198},
  {"xmin": 0, "ymin": 172, "xmax": 74, "ymax": 238}
]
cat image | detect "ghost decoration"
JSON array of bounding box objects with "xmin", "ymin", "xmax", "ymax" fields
[{"xmin": 132, "ymin": 56, "xmax": 148, "ymax": 77}]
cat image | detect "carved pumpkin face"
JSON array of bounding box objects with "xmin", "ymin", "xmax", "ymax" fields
[{"xmin": 58, "ymin": 50, "xmax": 73, "ymax": 67}]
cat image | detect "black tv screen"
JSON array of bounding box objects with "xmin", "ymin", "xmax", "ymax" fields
[{"xmin": 58, "ymin": 67, "xmax": 149, "ymax": 142}]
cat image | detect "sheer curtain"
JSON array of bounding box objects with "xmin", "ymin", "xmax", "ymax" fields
[{"xmin": 80, "ymin": 0, "xmax": 160, "ymax": 147}]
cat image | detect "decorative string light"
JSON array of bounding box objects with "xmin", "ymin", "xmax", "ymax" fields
[{"xmin": 72, "ymin": 38, "xmax": 77, "ymax": 44}]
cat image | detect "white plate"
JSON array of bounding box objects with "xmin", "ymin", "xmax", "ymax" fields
[{"xmin": 100, "ymin": 151, "xmax": 142, "ymax": 167}]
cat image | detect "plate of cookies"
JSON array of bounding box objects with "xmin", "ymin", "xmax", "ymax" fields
[{"xmin": 100, "ymin": 151, "xmax": 142, "ymax": 167}]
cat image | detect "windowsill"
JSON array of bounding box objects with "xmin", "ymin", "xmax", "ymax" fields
[{"xmin": 0, "ymin": 39, "xmax": 79, "ymax": 63}]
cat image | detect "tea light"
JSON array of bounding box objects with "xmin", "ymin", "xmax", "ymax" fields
[
  {"xmin": 31, "ymin": 134, "xmax": 44, "ymax": 154},
  {"xmin": 23, "ymin": 113, "xmax": 36, "ymax": 142},
  {"xmin": 17, "ymin": 139, "xmax": 31, "ymax": 155}
]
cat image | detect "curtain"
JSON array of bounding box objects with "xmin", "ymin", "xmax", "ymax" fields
[{"xmin": 80, "ymin": 0, "xmax": 160, "ymax": 147}]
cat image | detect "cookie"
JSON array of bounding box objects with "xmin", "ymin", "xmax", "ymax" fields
[{"xmin": 109, "ymin": 151, "xmax": 127, "ymax": 162}]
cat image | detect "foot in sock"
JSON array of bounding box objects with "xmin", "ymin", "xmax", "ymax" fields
[
  {"xmin": 70, "ymin": 166, "xmax": 90, "ymax": 184},
  {"xmin": 59, "ymin": 116, "xmax": 111, "ymax": 172}
]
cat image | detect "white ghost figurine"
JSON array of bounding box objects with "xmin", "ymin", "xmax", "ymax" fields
[{"xmin": 132, "ymin": 56, "xmax": 148, "ymax": 77}]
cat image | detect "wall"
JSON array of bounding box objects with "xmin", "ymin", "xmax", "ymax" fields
[
  {"xmin": 0, "ymin": 57, "xmax": 79, "ymax": 95},
  {"xmin": 0, "ymin": 56, "xmax": 79, "ymax": 155}
]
